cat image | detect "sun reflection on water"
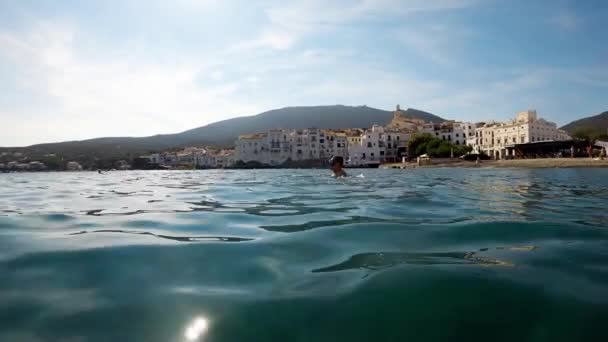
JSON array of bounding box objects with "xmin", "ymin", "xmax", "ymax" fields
[{"xmin": 184, "ymin": 316, "xmax": 209, "ymax": 341}]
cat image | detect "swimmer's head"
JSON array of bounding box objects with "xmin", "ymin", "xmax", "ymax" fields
[{"xmin": 329, "ymin": 156, "xmax": 344, "ymax": 172}]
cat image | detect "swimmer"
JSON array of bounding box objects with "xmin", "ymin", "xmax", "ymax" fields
[{"xmin": 329, "ymin": 156, "xmax": 347, "ymax": 178}]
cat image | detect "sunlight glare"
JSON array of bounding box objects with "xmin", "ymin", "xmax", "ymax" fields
[{"xmin": 184, "ymin": 316, "xmax": 209, "ymax": 341}]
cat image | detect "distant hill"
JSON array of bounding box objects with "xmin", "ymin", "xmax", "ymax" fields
[
  {"xmin": 561, "ymin": 111, "xmax": 608, "ymax": 136},
  {"xmin": 176, "ymin": 105, "xmax": 443, "ymax": 146},
  {"xmin": 0, "ymin": 105, "xmax": 445, "ymax": 167}
]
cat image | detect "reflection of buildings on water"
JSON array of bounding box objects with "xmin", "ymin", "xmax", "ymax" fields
[{"xmin": 467, "ymin": 171, "xmax": 536, "ymax": 219}]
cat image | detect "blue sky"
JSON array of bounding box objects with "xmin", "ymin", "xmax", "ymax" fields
[{"xmin": 0, "ymin": 0, "xmax": 606, "ymax": 146}]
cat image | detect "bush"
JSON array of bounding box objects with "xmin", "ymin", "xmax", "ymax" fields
[
  {"xmin": 435, "ymin": 144, "xmax": 452, "ymax": 157},
  {"xmin": 408, "ymin": 133, "xmax": 471, "ymax": 158}
]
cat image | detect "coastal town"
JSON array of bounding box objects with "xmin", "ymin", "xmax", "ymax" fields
[
  {"xmin": 1, "ymin": 105, "xmax": 605, "ymax": 172},
  {"xmin": 140, "ymin": 106, "xmax": 578, "ymax": 169}
]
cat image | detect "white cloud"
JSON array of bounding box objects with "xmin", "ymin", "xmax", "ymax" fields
[
  {"xmin": 248, "ymin": 0, "xmax": 480, "ymax": 51},
  {"xmin": 0, "ymin": 22, "xmax": 264, "ymax": 146},
  {"xmin": 210, "ymin": 70, "xmax": 224, "ymax": 81},
  {"xmin": 395, "ymin": 25, "xmax": 460, "ymax": 66},
  {"xmin": 254, "ymin": 29, "xmax": 297, "ymax": 50},
  {"xmin": 1, "ymin": 0, "xmax": 602, "ymax": 146},
  {"xmin": 550, "ymin": 10, "xmax": 580, "ymax": 31}
]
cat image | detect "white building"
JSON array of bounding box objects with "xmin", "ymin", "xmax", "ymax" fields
[
  {"xmin": 347, "ymin": 125, "xmax": 386, "ymax": 166},
  {"xmin": 66, "ymin": 161, "xmax": 83, "ymax": 171},
  {"xmin": 421, "ymin": 121, "xmax": 476, "ymax": 146},
  {"xmin": 236, "ymin": 128, "xmax": 339, "ymax": 165},
  {"xmin": 289, "ymin": 128, "xmax": 322, "ymax": 161},
  {"xmin": 266, "ymin": 129, "xmax": 292, "ymax": 166},
  {"xmin": 384, "ymin": 130, "xmax": 412, "ymax": 162},
  {"xmin": 234, "ymin": 124, "xmax": 416, "ymax": 166},
  {"xmin": 473, "ymin": 110, "xmax": 570, "ymax": 159},
  {"xmin": 325, "ymin": 130, "xmax": 348, "ymax": 159},
  {"xmin": 236, "ymin": 133, "xmax": 268, "ymax": 164},
  {"xmin": 213, "ymin": 150, "xmax": 236, "ymax": 168}
]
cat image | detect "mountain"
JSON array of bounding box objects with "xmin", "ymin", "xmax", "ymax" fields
[
  {"xmin": 561, "ymin": 111, "xmax": 608, "ymax": 136},
  {"xmin": 176, "ymin": 105, "xmax": 443, "ymax": 146},
  {"xmin": 0, "ymin": 105, "xmax": 445, "ymax": 166}
]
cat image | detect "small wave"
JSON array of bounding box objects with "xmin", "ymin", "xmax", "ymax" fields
[
  {"xmin": 68, "ymin": 229, "xmax": 254, "ymax": 243},
  {"xmin": 312, "ymin": 250, "xmax": 514, "ymax": 274}
]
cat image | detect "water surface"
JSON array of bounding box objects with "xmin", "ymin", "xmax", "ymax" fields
[{"xmin": 1, "ymin": 169, "xmax": 607, "ymax": 341}]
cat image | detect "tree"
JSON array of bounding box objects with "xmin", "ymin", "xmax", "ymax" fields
[
  {"xmin": 573, "ymin": 129, "xmax": 608, "ymax": 144},
  {"xmin": 408, "ymin": 133, "xmax": 470, "ymax": 158}
]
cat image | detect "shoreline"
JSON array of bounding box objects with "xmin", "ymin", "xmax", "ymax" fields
[
  {"xmin": 3, "ymin": 158, "xmax": 608, "ymax": 173},
  {"xmin": 384, "ymin": 158, "xmax": 608, "ymax": 169}
]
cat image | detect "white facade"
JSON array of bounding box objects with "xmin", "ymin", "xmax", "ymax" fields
[
  {"xmin": 66, "ymin": 161, "xmax": 83, "ymax": 171},
  {"xmin": 290, "ymin": 129, "xmax": 321, "ymax": 161},
  {"xmin": 234, "ymin": 125, "xmax": 416, "ymax": 166},
  {"xmin": 473, "ymin": 110, "xmax": 571, "ymax": 159},
  {"xmin": 236, "ymin": 133, "xmax": 268, "ymax": 164},
  {"xmin": 421, "ymin": 121, "xmax": 476, "ymax": 146},
  {"xmin": 267, "ymin": 129, "xmax": 291, "ymax": 165},
  {"xmin": 328, "ymin": 131, "xmax": 348, "ymax": 159},
  {"xmin": 144, "ymin": 147, "xmax": 234, "ymax": 169},
  {"xmin": 347, "ymin": 125, "xmax": 386, "ymax": 166},
  {"xmin": 384, "ymin": 130, "xmax": 411, "ymax": 162},
  {"xmin": 235, "ymin": 128, "xmax": 353, "ymax": 165}
]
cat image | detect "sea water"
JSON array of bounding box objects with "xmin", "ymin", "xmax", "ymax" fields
[{"xmin": 1, "ymin": 168, "xmax": 607, "ymax": 341}]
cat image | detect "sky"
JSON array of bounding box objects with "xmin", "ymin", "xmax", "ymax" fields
[{"xmin": 0, "ymin": 0, "xmax": 607, "ymax": 146}]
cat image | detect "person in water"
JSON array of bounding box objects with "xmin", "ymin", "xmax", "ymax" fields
[{"xmin": 330, "ymin": 156, "xmax": 347, "ymax": 177}]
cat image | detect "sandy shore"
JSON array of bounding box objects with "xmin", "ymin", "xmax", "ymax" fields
[{"xmin": 384, "ymin": 158, "xmax": 608, "ymax": 169}]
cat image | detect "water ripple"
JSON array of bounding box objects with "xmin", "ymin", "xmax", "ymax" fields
[{"xmin": 68, "ymin": 230, "xmax": 254, "ymax": 242}]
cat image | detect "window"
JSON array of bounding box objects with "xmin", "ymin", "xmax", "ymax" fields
[
  {"xmin": 371, "ymin": 153, "xmax": 375, "ymax": 157},
  {"xmin": 531, "ymin": 137, "xmax": 535, "ymax": 142},
  {"xmin": 456, "ymin": 133, "xmax": 460, "ymax": 137},
  {"xmin": 396, "ymin": 136, "xmax": 400, "ymax": 140},
  {"xmin": 362, "ymin": 153, "xmax": 366, "ymax": 159},
  {"xmin": 319, "ymin": 139, "xmax": 325, "ymax": 144},
  {"xmin": 456, "ymin": 141, "xmax": 460, "ymax": 145},
  {"xmin": 380, "ymin": 151, "xmax": 384, "ymax": 156},
  {"xmin": 387, "ymin": 135, "xmax": 391, "ymax": 141},
  {"xmin": 512, "ymin": 137, "xmax": 516, "ymax": 143},
  {"xmin": 521, "ymin": 136, "xmax": 525, "ymax": 143},
  {"xmin": 367, "ymin": 142, "xmax": 372, "ymax": 148}
]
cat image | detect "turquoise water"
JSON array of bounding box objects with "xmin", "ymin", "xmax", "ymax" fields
[{"xmin": 1, "ymin": 169, "xmax": 608, "ymax": 341}]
